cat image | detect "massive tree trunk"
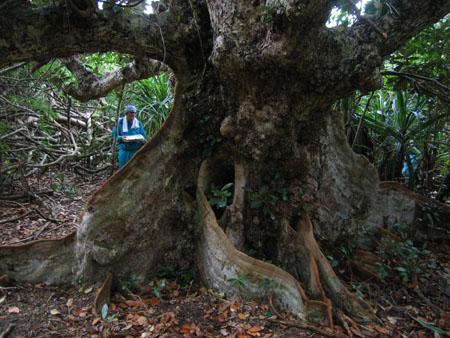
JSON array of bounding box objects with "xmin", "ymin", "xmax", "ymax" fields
[{"xmin": 1, "ymin": 0, "xmax": 449, "ymax": 325}]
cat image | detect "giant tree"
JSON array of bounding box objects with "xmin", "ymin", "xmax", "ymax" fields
[{"xmin": 1, "ymin": 0, "xmax": 449, "ymax": 326}]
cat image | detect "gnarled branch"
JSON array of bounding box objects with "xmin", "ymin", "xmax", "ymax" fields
[{"xmin": 64, "ymin": 55, "xmax": 168, "ymax": 101}]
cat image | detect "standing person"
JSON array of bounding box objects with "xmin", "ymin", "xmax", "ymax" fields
[{"xmin": 112, "ymin": 105, "xmax": 147, "ymax": 169}]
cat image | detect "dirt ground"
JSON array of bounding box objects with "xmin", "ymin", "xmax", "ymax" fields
[{"xmin": 0, "ymin": 170, "xmax": 449, "ymax": 337}]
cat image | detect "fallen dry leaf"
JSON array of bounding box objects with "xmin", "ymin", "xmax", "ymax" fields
[
  {"xmin": 50, "ymin": 309, "xmax": 61, "ymax": 315},
  {"xmin": 230, "ymin": 304, "xmax": 238, "ymax": 312},
  {"xmin": 8, "ymin": 306, "xmax": 20, "ymax": 314},
  {"xmin": 149, "ymin": 297, "xmax": 160, "ymax": 307},
  {"xmin": 374, "ymin": 325, "xmax": 391, "ymax": 335},
  {"xmin": 407, "ymin": 281, "xmax": 419, "ymax": 288},
  {"xmin": 125, "ymin": 300, "xmax": 144, "ymax": 308},
  {"xmin": 238, "ymin": 313, "xmax": 247, "ymax": 320},
  {"xmin": 248, "ymin": 326, "xmax": 262, "ymax": 333},
  {"xmin": 179, "ymin": 325, "xmax": 193, "ymax": 334},
  {"xmin": 138, "ymin": 316, "xmax": 149, "ymax": 326}
]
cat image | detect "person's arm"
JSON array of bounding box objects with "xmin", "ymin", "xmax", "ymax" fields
[{"xmin": 116, "ymin": 119, "xmax": 125, "ymax": 143}]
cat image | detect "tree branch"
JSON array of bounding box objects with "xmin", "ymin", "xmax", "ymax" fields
[
  {"xmin": 63, "ymin": 55, "xmax": 168, "ymax": 101},
  {"xmin": 0, "ymin": 1, "xmax": 196, "ymax": 71},
  {"xmin": 360, "ymin": 0, "xmax": 450, "ymax": 57}
]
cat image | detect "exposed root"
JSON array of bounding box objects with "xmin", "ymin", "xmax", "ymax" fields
[
  {"xmin": 93, "ymin": 272, "xmax": 113, "ymax": 316},
  {"xmin": 269, "ymin": 291, "xmax": 286, "ymax": 319},
  {"xmin": 337, "ymin": 310, "xmax": 353, "ymax": 337},
  {"xmin": 196, "ymin": 158, "xmax": 307, "ymax": 318},
  {"xmin": 348, "ymin": 249, "xmax": 383, "ymax": 281},
  {"xmin": 196, "ymin": 158, "xmax": 381, "ymax": 326},
  {"xmin": 267, "ymin": 318, "xmax": 351, "ymax": 338},
  {"xmin": 379, "ymin": 227, "xmax": 402, "ymax": 242},
  {"xmin": 308, "ymin": 248, "xmax": 334, "ymax": 328},
  {"xmin": 294, "ymin": 213, "xmax": 379, "ymax": 324},
  {"xmin": 0, "ymin": 324, "xmax": 15, "ymax": 338},
  {"xmin": 0, "ymin": 231, "xmax": 76, "ymax": 284},
  {"xmin": 225, "ymin": 162, "xmax": 246, "ymax": 251}
]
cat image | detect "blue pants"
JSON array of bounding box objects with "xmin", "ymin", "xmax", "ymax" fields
[{"xmin": 118, "ymin": 149, "xmax": 138, "ymax": 169}]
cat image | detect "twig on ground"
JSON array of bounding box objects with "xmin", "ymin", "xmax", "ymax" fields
[
  {"xmin": 413, "ymin": 285, "xmax": 441, "ymax": 313},
  {"xmin": 32, "ymin": 221, "xmax": 51, "ymax": 240},
  {"xmin": 33, "ymin": 207, "xmax": 65, "ymax": 223}
]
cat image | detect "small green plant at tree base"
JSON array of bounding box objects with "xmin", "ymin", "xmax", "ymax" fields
[
  {"xmin": 153, "ymin": 278, "xmax": 166, "ymax": 298},
  {"xmin": 227, "ymin": 270, "xmax": 250, "ymax": 289},
  {"xmin": 257, "ymin": 275, "xmax": 275, "ymax": 291},
  {"xmin": 158, "ymin": 264, "xmax": 195, "ymax": 288},
  {"xmin": 348, "ymin": 283, "xmax": 365, "ymax": 300},
  {"xmin": 101, "ymin": 303, "xmax": 117, "ymax": 322},
  {"xmin": 244, "ymin": 173, "xmax": 287, "ymax": 222},
  {"xmin": 51, "ymin": 173, "xmax": 78, "ymax": 196},
  {"xmin": 256, "ymin": 5, "xmax": 276, "ymax": 22},
  {"xmin": 376, "ymin": 236, "xmax": 429, "ymax": 284},
  {"xmin": 207, "ymin": 183, "xmax": 233, "ymax": 209},
  {"xmin": 119, "ymin": 270, "xmax": 139, "ymax": 290},
  {"xmin": 418, "ymin": 202, "xmax": 449, "ymax": 235},
  {"xmin": 72, "ymin": 274, "xmax": 84, "ymax": 286}
]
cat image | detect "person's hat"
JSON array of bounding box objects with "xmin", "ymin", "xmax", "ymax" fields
[{"xmin": 124, "ymin": 105, "xmax": 137, "ymax": 113}]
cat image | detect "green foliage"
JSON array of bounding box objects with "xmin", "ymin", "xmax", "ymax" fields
[
  {"xmin": 257, "ymin": 5, "xmax": 276, "ymax": 22},
  {"xmin": 227, "ymin": 270, "xmax": 249, "ymax": 289},
  {"xmin": 346, "ymin": 89, "xmax": 449, "ymax": 192},
  {"xmin": 129, "ymin": 73, "xmax": 173, "ymax": 137},
  {"xmin": 348, "ymin": 283, "xmax": 365, "ymax": 300},
  {"xmin": 206, "ymin": 183, "xmax": 233, "ymax": 209},
  {"xmin": 153, "ymin": 278, "xmax": 166, "ymax": 298},
  {"xmin": 51, "ymin": 174, "xmax": 78, "ymax": 196},
  {"xmin": 386, "ymin": 18, "xmax": 449, "ymax": 95},
  {"xmin": 101, "ymin": 303, "xmax": 117, "ymax": 322},
  {"xmin": 335, "ymin": 16, "xmax": 449, "ymax": 195},
  {"xmin": 417, "ymin": 202, "xmax": 449, "ymax": 235},
  {"xmin": 375, "ymin": 236, "xmax": 430, "ymax": 284},
  {"xmin": 257, "ymin": 275, "xmax": 275, "ymax": 291},
  {"xmin": 364, "ymin": 0, "xmax": 399, "ymax": 19},
  {"xmin": 414, "ymin": 318, "xmax": 449, "ymax": 334},
  {"xmin": 119, "ymin": 270, "xmax": 139, "ymax": 290},
  {"xmin": 244, "ymin": 173, "xmax": 287, "ymax": 222},
  {"xmin": 158, "ymin": 264, "xmax": 195, "ymax": 287}
]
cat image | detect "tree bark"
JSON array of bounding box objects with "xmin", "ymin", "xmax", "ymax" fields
[{"xmin": 0, "ymin": 0, "xmax": 449, "ymax": 324}]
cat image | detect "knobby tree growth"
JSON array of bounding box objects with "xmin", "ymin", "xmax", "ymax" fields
[{"xmin": 1, "ymin": 0, "xmax": 449, "ymax": 327}]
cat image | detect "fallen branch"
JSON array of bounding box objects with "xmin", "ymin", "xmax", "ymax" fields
[
  {"xmin": 267, "ymin": 318, "xmax": 351, "ymax": 338},
  {"xmin": 0, "ymin": 210, "xmax": 33, "ymax": 224},
  {"xmin": 74, "ymin": 164, "xmax": 111, "ymax": 174},
  {"xmin": 34, "ymin": 208, "xmax": 64, "ymax": 223},
  {"xmin": 0, "ymin": 324, "xmax": 15, "ymax": 338},
  {"xmin": 93, "ymin": 272, "xmax": 113, "ymax": 316},
  {"xmin": 0, "ymin": 190, "xmax": 54, "ymax": 201}
]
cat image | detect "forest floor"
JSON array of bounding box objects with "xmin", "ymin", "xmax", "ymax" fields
[{"xmin": 0, "ymin": 170, "xmax": 449, "ymax": 338}]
